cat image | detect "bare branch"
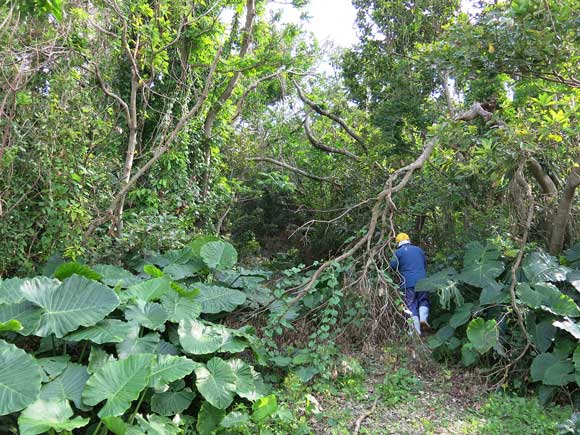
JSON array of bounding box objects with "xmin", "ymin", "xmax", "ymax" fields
[
  {"xmin": 455, "ymin": 102, "xmax": 493, "ymax": 122},
  {"xmin": 293, "ymin": 79, "xmax": 368, "ymax": 150},
  {"xmin": 527, "ymin": 157, "xmax": 557, "ymax": 199},
  {"xmin": 304, "ymin": 114, "xmax": 360, "ymax": 160},
  {"xmin": 249, "ymin": 157, "xmax": 338, "ymax": 184},
  {"xmin": 232, "ymin": 67, "xmax": 284, "ymax": 121}
]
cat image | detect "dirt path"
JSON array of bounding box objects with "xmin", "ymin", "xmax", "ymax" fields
[{"xmin": 306, "ymin": 343, "xmax": 569, "ymax": 435}]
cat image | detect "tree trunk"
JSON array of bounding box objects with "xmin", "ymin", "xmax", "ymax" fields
[{"xmin": 548, "ymin": 164, "xmax": 580, "ymax": 255}]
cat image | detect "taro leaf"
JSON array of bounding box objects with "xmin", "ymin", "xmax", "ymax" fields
[
  {"xmin": 53, "ymin": 262, "xmax": 102, "ymax": 281},
  {"xmin": 149, "ymin": 355, "xmax": 195, "ymax": 389},
  {"xmin": 194, "ymin": 357, "xmax": 236, "ymax": 409},
  {"xmin": 124, "ymin": 301, "xmax": 168, "ymax": 331},
  {"xmin": 0, "ymin": 339, "xmax": 42, "ymax": 416},
  {"xmin": 574, "ymin": 345, "xmax": 580, "ymax": 371},
  {"xmin": 124, "ymin": 277, "xmax": 172, "ymax": 302},
  {"xmin": 157, "ymin": 339, "xmax": 179, "ymax": 356},
  {"xmin": 415, "ymin": 267, "xmax": 457, "ymax": 292},
  {"xmin": 93, "ymin": 264, "xmax": 141, "ymax": 288},
  {"xmin": 479, "ymin": 284, "xmax": 509, "ymax": 305},
  {"xmin": 227, "ymin": 358, "xmax": 265, "ymax": 401},
  {"xmin": 460, "ymin": 242, "xmax": 504, "ymax": 289},
  {"xmin": 0, "ymin": 319, "xmax": 22, "ymax": 332},
  {"xmin": 466, "ymin": 318, "xmax": 498, "ymax": 354},
  {"xmin": 200, "ymin": 241, "xmax": 238, "ymax": 270},
  {"xmin": 134, "ymin": 414, "xmax": 181, "ymax": 435},
  {"xmin": 517, "ymin": 283, "xmax": 544, "ymax": 308},
  {"xmin": 436, "ymin": 325, "xmax": 455, "ymax": 342},
  {"xmin": 164, "ymin": 263, "xmax": 203, "ymax": 281},
  {"xmin": 553, "ymin": 319, "xmax": 580, "ymax": 340},
  {"xmin": 64, "ymin": 319, "xmax": 133, "ymax": 344},
  {"xmin": 0, "ymin": 277, "xmax": 26, "ymax": 303},
  {"xmin": 197, "ymin": 401, "xmax": 226, "ymax": 435},
  {"xmin": 163, "ymin": 247, "xmax": 195, "ymax": 265},
  {"xmin": 523, "ymin": 251, "xmax": 569, "ymax": 282},
  {"xmin": 102, "ymin": 416, "xmax": 128, "ymax": 435},
  {"xmin": 18, "ymin": 399, "xmax": 90, "ymax": 435},
  {"xmin": 196, "ymin": 284, "xmax": 246, "ymax": 314},
  {"xmin": 220, "ymin": 411, "xmax": 250, "ymax": 428},
  {"xmin": 88, "ymin": 346, "xmax": 115, "ymax": 374},
  {"xmin": 151, "ymin": 388, "xmax": 195, "ymax": 416},
  {"xmin": 143, "ymin": 264, "xmax": 164, "ymax": 278},
  {"xmin": 39, "ymin": 362, "xmax": 89, "ymax": 409},
  {"xmin": 116, "ymin": 331, "xmax": 160, "ymax": 360},
  {"xmin": 543, "ymin": 360, "xmax": 574, "ymax": 386},
  {"xmin": 0, "ymin": 301, "xmax": 41, "ymax": 335},
  {"xmin": 538, "ymin": 385, "xmax": 557, "ymax": 406},
  {"xmin": 529, "ymin": 320, "xmax": 556, "ymax": 353},
  {"xmin": 189, "ymin": 235, "xmax": 220, "ymax": 257},
  {"xmin": 531, "ymin": 353, "xmax": 560, "ymax": 382},
  {"xmin": 178, "ymin": 319, "xmax": 225, "ymax": 355},
  {"xmin": 449, "ymin": 303, "xmax": 473, "ymax": 328},
  {"xmin": 566, "ymin": 244, "xmax": 580, "ymax": 267},
  {"xmin": 161, "ymin": 292, "xmax": 202, "ymax": 323},
  {"xmin": 461, "ymin": 343, "xmax": 478, "ymax": 367},
  {"xmin": 37, "ymin": 356, "xmax": 69, "ymax": 382},
  {"xmin": 22, "ymin": 274, "xmax": 119, "ymax": 338},
  {"xmin": 82, "ymin": 353, "xmax": 154, "ymax": 417},
  {"xmin": 536, "ymin": 283, "xmax": 580, "ymax": 317},
  {"xmin": 567, "ymin": 270, "xmax": 580, "ymax": 293},
  {"xmin": 220, "ymin": 333, "xmax": 249, "ymax": 353},
  {"xmin": 252, "ymin": 394, "xmax": 278, "ymax": 423}
]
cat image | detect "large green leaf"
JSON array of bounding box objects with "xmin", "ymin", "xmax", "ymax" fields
[
  {"xmin": 197, "ymin": 401, "xmax": 226, "ymax": 435},
  {"xmin": 0, "ymin": 301, "xmax": 41, "ymax": 335},
  {"xmin": 566, "ymin": 244, "xmax": 580, "ymax": 267},
  {"xmin": 88, "ymin": 347, "xmax": 116, "ymax": 374},
  {"xmin": 39, "ymin": 363, "xmax": 89, "ymax": 409},
  {"xmin": 124, "ymin": 277, "xmax": 172, "ymax": 302},
  {"xmin": 0, "ymin": 277, "xmax": 27, "ymax": 303},
  {"xmin": 64, "ymin": 319, "xmax": 133, "ymax": 344},
  {"xmin": 18, "ymin": 399, "xmax": 89, "ymax": 435},
  {"xmin": 189, "ymin": 235, "xmax": 220, "ymax": 256},
  {"xmin": 93, "ymin": 264, "xmax": 141, "ymax": 288},
  {"xmin": 21, "ymin": 275, "xmax": 119, "ymax": 337},
  {"xmin": 0, "ymin": 319, "xmax": 22, "ymax": 332},
  {"xmin": 124, "ymin": 301, "xmax": 168, "ymax": 331},
  {"xmin": 466, "ymin": 318, "xmax": 498, "ymax": 354},
  {"xmin": 544, "ymin": 361, "xmax": 574, "ymax": 386},
  {"xmin": 567, "ymin": 270, "xmax": 580, "ymax": 293},
  {"xmin": 201, "ymin": 241, "xmax": 238, "ymax": 270},
  {"xmin": 0, "ymin": 339, "xmax": 42, "ymax": 416},
  {"xmin": 553, "ymin": 319, "xmax": 580, "ymax": 340},
  {"xmin": 194, "ymin": 357, "xmax": 236, "ymax": 409},
  {"xmin": 38, "ymin": 356, "xmax": 69, "ymax": 382},
  {"xmin": 151, "ymin": 389, "xmax": 195, "ymax": 416},
  {"xmin": 82, "ymin": 353, "xmax": 154, "ymax": 417},
  {"xmin": 220, "ymin": 411, "xmax": 251, "ymax": 429},
  {"xmin": 161, "ymin": 292, "xmax": 202, "ymax": 323},
  {"xmin": 53, "ymin": 262, "xmax": 102, "ymax": 281},
  {"xmin": 178, "ymin": 319, "xmax": 226, "ymax": 355},
  {"xmin": 132, "ymin": 414, "xmax": 181, "ymax": 435},
  {"xmin": 196, "ymin": 284, "xmax": 246, "ymax": 314},
  {"xmin": 528, "ymin": 319, "xmax": 556, "ymax": 353},
  {"xmin": 518, "ymin": 283, "xmax": 580, "ymax": 317},
  {"xmin": 459, "ymin": 242, "xmax": 504, "ymax": 289},
  {"xmin": 116, "ymin": 329, "xmax": 160, "ymax": 359},
  {"xmin": 523, "ymin": 251, "xmax": 569, "ymax": 282},
  {"xmin": 531, "ymin": 353, "xmax": 560, "ymax": 382},
  {"xmin": 415, "ymin": 267, "xmax": 457, "ymax": 292},
  {"xmin": 448, "ymin": 303, "xmax": 473, "ymax": 328},
  {"xmin": 162, "ymin": 247, "xmax": 196, "ymax": 265},
  {"xmin": 149, "ymin": 355, "xmax": 195, "ymax": 389},
  {"xmin": 227, "ymin": 358, "xmax": 266, "ymax": 401},
  {"xmin": 164, "ymin": 263, "xmax": 203, "ymax": 281},
  {"xmin": 252, "ymin": 394, "xmax": 278, "ymax": 423}
]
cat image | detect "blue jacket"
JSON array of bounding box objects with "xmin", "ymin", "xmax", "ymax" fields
[{"xmin": 390, "ymin": 243, "xmax": 427, "ymax": 289}]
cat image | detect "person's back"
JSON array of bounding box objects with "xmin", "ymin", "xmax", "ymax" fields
[{"xmin": 392, "ymin": 243, "xmax": 426, "ymax": 289}]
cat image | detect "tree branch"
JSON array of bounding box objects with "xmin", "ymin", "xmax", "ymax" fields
[
  {"xmin": 304, "ymin": 114, "xmax": 360, "ymax": 160},
  {"xmin": 248, "ymin": 157, "xmax": 338, "ymax": 184},
  {"xmin": 293, "ymin": 79, "xmax": 368, "ymax": 151}
]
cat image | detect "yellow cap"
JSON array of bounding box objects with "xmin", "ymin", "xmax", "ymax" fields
[{"xmin": 395, "ymin": 233, "xmax": 410, "ymax": 244}]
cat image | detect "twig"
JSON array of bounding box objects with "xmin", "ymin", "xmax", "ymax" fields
[{"xmin": 353, "ymin": 397, "xmax": 378, "ymax": 435}]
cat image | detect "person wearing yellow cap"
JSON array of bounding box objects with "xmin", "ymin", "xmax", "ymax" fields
[{"xmin": 390, "ymin": 233, "xmax": 429, "ymax": 335}]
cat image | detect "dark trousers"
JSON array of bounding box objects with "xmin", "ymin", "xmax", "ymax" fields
[{"xmin": 404, "ymin": 287, "xmax": 430, "ymax": 317}]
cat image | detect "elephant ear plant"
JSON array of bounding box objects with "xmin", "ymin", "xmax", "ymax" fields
[{"xmin": 0, "ymin": 238, "xmax": 278, "ymax": 434}]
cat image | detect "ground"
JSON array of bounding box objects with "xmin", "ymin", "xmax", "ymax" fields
[{"xmin": 298, "ymin": 342, "xmax": 572, "ymax": 435}]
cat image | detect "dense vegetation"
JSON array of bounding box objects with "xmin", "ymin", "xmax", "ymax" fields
[{"xmin": 2, "ymin": 0, "xmax": 580, "ymax": 433}]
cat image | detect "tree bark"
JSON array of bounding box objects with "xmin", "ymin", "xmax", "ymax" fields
[
  {"xmin": 527, "ymin": 157, "xmax": 558, "ymax": 199},
  {"xmin": 548, "ymin": 167, "xmax": 580, "ymax": 255}
]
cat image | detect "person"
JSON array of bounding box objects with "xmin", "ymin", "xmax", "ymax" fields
[{"xmin": 389, "ymin": 233, "xmax": 429, "ymax": 335}]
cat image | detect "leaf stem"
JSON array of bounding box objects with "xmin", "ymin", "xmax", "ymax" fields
[
  {"xmin": 129, "ymin": 388, "xmax": 147, "ymax": 424},
  {"xmin": 79, "ymin": 341, "xmax": 89, "ymax": 362},
  {"xmin": 51, "ymin": 335, "xmax": 56, "ymax": 356},
  {"xmin": 92, "ymin": 420, "xmax": 103, "ymax": 435}
]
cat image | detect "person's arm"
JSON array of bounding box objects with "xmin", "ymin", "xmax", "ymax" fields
[{"xmin": 390, "ymin": 252, "xmax": 399, "ymax": 270}]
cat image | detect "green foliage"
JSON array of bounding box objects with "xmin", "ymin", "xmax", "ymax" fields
[
  {"xmin": 0, "ymin": 239, "xmax": 285, "ymax": 434},
  {"xmin": 376, "ymin": 368, "xmax": 423, "ymax": 407}
]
